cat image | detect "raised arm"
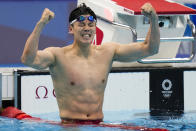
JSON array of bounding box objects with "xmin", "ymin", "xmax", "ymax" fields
[
  {"xmin": 21, "ymin": 8, "xmax": 55, "ymax": 69},
  {"xmin": 113, "ymin": 3, "xmax": 160, "ymax": 62}
]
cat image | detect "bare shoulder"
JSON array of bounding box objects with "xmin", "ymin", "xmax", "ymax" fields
[
  {"xmin": 43, "ymin": 45, "xmax": 71, "ymax": 54},
  {"xmin": 44, "ymin": 46, "xmax": 62, "ymax": 52},
  {"xmin": 93, "ymin": 42, "xmax": 120, "ymax": 60},
  {"xmin": 96, "ymin": 42, "xmax": 118, "ymax": 51}
]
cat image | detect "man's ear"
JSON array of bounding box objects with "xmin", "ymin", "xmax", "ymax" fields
[{"xmin": 68, "ymin": 25, "xmax": 74, "ymax": 34}]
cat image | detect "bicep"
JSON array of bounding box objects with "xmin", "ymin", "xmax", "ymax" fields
[
  {"xmin": 114, "ymin": 42, "xmax": 149, "ymax": 62},
  {"xmin": 30, "ymin": 48, "xmax": 55, "ymax": 69}
]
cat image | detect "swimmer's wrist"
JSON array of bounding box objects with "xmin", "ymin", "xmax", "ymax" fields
[{"xmin": 37, "ymin": 20, "xmax": 47, "ymax": 28}]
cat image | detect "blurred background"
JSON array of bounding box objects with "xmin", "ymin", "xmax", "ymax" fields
[
  {"xmin": 0, "ymin": 0, "xmax": 195, "ymax": 66},
  {"xmin": 0, "ymin": 0, "xmax": 77, "ymax": 66}
]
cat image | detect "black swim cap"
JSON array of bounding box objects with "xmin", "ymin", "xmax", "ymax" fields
[{"xmin": 69, "ymin": 3, "xmax": 97, "ymax": 24}]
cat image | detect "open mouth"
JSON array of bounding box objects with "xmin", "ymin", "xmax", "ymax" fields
[{"xmin": 82, "ymin": 34, "xmax": 92, "ymax": 39}]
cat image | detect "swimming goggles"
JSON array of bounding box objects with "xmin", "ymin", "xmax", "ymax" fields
[{"xmin": 70, "ymin": 15, "xmax": 96, "ymax": 25}]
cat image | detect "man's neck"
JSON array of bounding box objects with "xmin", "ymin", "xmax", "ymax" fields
[{"xmin": 72, "ymin": 41, "xmax": 92, "ymax": 58}]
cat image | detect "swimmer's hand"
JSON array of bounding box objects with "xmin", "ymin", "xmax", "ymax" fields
[
  {"xmin": 39, "ymin": 8, "xmax": 55, "ymax": 25},
  {"xmin": 141, "ymin": 3, "xmax": 156, "ymax": 19}
]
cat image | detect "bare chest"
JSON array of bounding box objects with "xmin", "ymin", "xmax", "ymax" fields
[
  {"xmin": 51, "ymin": 53, "xmax": 112, "ymax": 87},
  {"xmin": 68, "ymin": 58, "xmax": 109, "ymax": 85}
]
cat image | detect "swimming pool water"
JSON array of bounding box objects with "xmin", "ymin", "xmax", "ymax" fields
[{"xmin": 1, "ymin": 110, "xmax": 196, "ymax": 131}]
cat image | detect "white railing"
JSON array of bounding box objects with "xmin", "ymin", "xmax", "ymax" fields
[{"xmin": 138, "ymin": 19, "xmax": 196, "ymax": 63}]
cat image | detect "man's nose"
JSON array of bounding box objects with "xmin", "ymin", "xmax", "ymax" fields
[
  {"xmin": 83, "ymin": 21, "xmax": 91, "ymax": 29},
  {"xmin": 83, "ymin": 25, "xmax": 90, "ymax": 31}
]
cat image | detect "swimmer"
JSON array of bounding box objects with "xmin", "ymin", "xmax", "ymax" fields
[{"xmin": 21, "ymin": 3, "xmax": 160, "ymax": 123}]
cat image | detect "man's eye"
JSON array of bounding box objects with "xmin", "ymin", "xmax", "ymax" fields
[
  {"xmin": 78, "ymin": 22, "xmax": 85, "ymax": 26},
  {"xmin": 89, "ymin": 23, "xmax": 95, "ymax": 27}
]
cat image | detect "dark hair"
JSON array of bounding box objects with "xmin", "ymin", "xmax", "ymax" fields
[{"xmin": 69, "ymin": 3, "xmax": 97, "ymax": 23}]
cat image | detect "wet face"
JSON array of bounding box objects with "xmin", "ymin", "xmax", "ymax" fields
[{"xmin": 69, "ymin": 15, "xmax": 96, "ymax": 45}]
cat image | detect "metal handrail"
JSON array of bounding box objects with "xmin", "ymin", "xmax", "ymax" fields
[
  {"xmin": 97, "ymin": 15, "xmax": 137, "ymax": 42},
  {"xmin": 138, "ymin": 19, "xmax": 196, "ymax": 63},
  {"xmin": 137, "ymin": 37, "xmax": 194, "ymax": 42}
]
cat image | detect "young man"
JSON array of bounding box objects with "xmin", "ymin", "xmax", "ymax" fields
[{"xmin": 21, "ymin": 3, "xmax": 160, "ymax": 123}]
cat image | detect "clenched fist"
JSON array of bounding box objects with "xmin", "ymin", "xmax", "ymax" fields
[
  {"xmin": 40, "ymin": 8, "xmax": 55, "ymax": 24},
  {"xmin": 141, "ymin": 3, "xmax": 156, "ymax": 19}
]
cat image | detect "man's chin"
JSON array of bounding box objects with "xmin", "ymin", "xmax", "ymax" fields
[{"xmin": 81, "ymin": 40, "xmax": 93, "ymax": 45}]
